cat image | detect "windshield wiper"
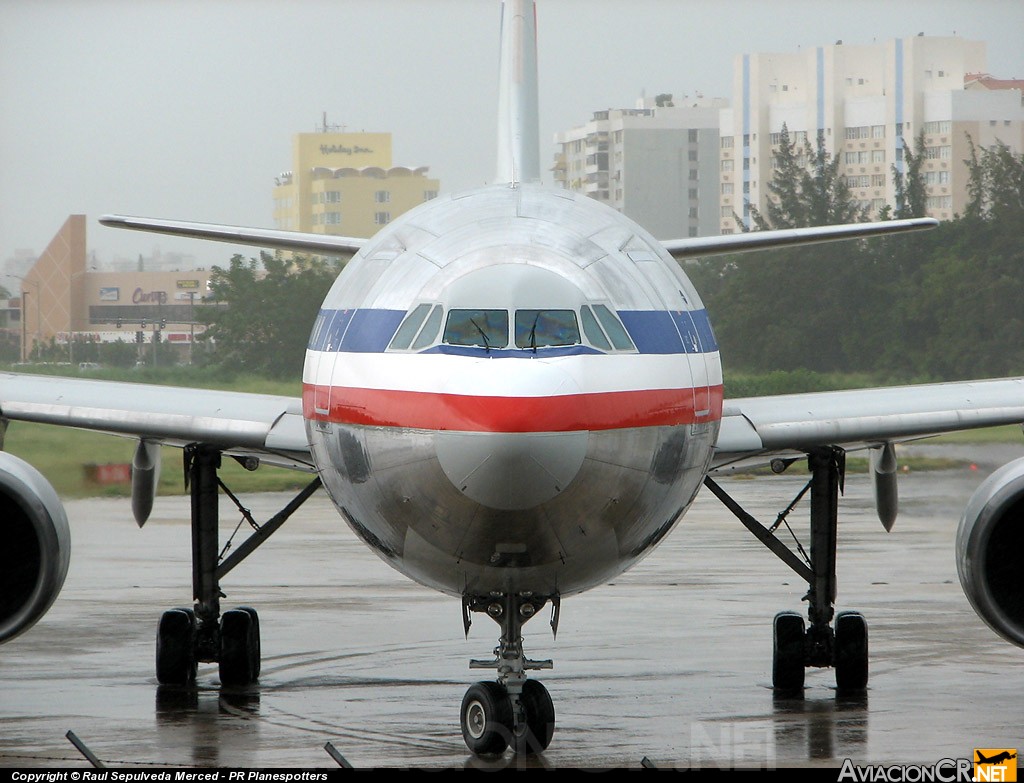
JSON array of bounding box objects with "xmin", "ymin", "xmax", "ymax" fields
[
  {"xmin": 528, "ymin": 313, "xmax": 540, "ymax": 353},
  {"xmin": 470, "ymin": 318, "xmax": 491, "ymax": 354}
]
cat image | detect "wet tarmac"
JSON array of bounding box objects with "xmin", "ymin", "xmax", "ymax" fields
[{"xmin": 1, "ymin": 441, "xmax": 1022, "ymax": 770}]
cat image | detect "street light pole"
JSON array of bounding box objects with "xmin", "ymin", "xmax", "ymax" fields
[
  {"xmin": 153, "ymin": 301, "xmax": 161, "ymax": 368},
  {"xmin": 20, "ymin": 290, "xmax": 28, "ymax": 363}
]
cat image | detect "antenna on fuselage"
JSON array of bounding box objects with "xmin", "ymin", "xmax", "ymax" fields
[{"xmin": 495, "ymin": 0, "xmax": 541, "ymax": 185}]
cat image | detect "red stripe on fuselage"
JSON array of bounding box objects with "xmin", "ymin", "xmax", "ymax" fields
[{"xmin": 302, "ymin": 383, "xmax": 724, "ymax": 432}]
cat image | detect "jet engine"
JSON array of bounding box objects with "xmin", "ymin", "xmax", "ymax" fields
[
  {"xmin": 956, "ymin": 457, "xmax": 1024, "ymax": 648},
  {"xmin": 0, "ymin": 452, "xmax": 71, "ymax": 643}
]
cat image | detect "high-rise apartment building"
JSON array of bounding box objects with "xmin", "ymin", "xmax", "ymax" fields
[
  {"xmin": 553, "ymin": 96, "xmax": 725, "ymax": 240},
  {"xmin": 272, "ymin": 127, "xmax": 440, "ymax": 239},
  {"xmin": 719, "ymin": 37, "xmax": 1024, "ymax": 233}
]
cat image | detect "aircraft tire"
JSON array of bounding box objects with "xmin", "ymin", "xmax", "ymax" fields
[
  {"xmin": 219, "ymin": 608, "xmax": 258, "ymax": 686},
  {"xmin": 513, "ymin": 679, "xmax": 555, "ymax": 754},
  {"xmin": 237, "ymin": 606, "xmax": 261, "ymax": 679},
  {"xmin": 772, "ymin": 611, "xmax": 805, "ymax": 692},
  {"xmin": 156, "ymin": 608, "xmax": 196, "ymax": 685},
  {"xmin": 460, "ymin": 681, "xmax": 513, "ymax": 755},
  {"xmin": 834, "ymin": 611, "xmax": 868, "ymax": 692}
]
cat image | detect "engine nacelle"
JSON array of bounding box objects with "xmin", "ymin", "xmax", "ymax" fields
[
  {"xmin": 0, "ymin": 452, "xmax": 71, "ymax": 643},
  {"xmin": 957, "ymin": 456, "xmax": 1024, "ymax": 648}
]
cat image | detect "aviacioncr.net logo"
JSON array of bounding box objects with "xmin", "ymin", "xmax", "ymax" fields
[
  {"xmin": 837, "ymin": 758, "xmax": 973, "ymax": 782},
  {"xmin": 974, "ymin": 749, "xmax": 1017, "ymax": 782}
]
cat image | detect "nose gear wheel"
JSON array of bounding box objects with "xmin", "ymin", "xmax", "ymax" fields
[{"xmin": 460, "ymin": 593, "xmax": 556, "ymax": 755}]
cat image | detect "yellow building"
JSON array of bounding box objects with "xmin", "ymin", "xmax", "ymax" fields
[{"xmin": 272, "ymin": 130, "xmax": 440, "ymax": 238}]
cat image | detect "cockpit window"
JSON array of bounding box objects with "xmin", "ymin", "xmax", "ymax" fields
[
  {"xmin": 593, "ymin": 304, "xmax": 635, "ymax": 351},
  {"xmin": 514, "ymin": 310, "xmax": 580, "ymax": 349},
  {"xmin": 411, "ymin": 305, "xmax": 444, "ymax": 350},
  {"xmin": 443, "ymin": 309, "xmax": 509, "ymax": 348},
  {"xmin": 388, "ymin": 303, "xmax": 432, "ymax": 350},
  {"xmin": 308, "ymin": 311, "xmax": 331, "ymax": 350},
  {"xmin": 580, "ymin": 306, "xmax": 611, "ymax": 351}
]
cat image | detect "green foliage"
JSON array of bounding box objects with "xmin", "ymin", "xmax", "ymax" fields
[
  {"xmin": 692, "ymin": 133, "xmax": 1024, "ymax": 381},
  {"xmin": 27, "ymin": 336, "xmax": 156, "ymax": 368},
  {"xmin": 891, "ymin": 131, "xmax": 928, "ymax": 219},
  {"xmin": 751, "ymin": 125, "xmax": 866, "ymax": 230},
  {"xmin": 752, "ymin": 124, "xmax": 804, "ymax": 229},
  {"xmin": 27, "ymin": 337, "xmax": 63, "ymax": 363},
  {"xmin": 102, "ymin": 339, "xmax": 142, "ymax": 368},
  {"xmin": 692, "ymin": 125, "xmax": 870, "ymax": 372},
  {"xmin": 965, "ymin": 137, "xmax": 1024, "ymax": 224},
  {"xmin": 723, "ymin": 369, "xmax": 887, "ymax": 398},
  {"xmin": 0, "ymin": 330, "xmax": 18, "ymax": 362},
  {"xmin": 199, "ymin": 252, "xmax": 340, "ymax": 378}
]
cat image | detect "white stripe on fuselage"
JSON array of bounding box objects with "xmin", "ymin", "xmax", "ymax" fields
[{"xmin": 303, "ymin": 350, "xmax": 723, "ymax": 396}]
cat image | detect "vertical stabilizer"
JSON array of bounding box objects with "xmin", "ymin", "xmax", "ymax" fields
[{"xmin": 496, "ymin": 0, "xmax": 540, "ymax": 184}]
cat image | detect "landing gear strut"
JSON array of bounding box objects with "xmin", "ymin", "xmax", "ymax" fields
[
  {"xmin": 706, "ymin": 446, "xmax": 868, "ymax": 693},
  {"xmin": 460, "ymin": 593, "xmax": 556, "ymax": 755},
  {"xmin": 155, "ymin": 443, "xmax": 321, "ymax": 687}
]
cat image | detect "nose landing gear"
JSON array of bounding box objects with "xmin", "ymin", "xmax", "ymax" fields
[{"xmin": 460, "ymin": 594, "xmax": 556, "ymax": 755}]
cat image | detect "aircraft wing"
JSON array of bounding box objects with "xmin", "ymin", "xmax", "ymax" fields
[
  {"xmin": 99, "ymin": 215, "xmax": 366, "ymax": 257},
  {"xmin": 712, "ymin": 377, "xmax": 1024, "ymax": 469},
  {"xmin": 661, "ymin": 217, "xmax": 937, "ymax": 261},
  {"xmin": 0, "ymin": 372, "xmax": 313, "ymax": 471}
]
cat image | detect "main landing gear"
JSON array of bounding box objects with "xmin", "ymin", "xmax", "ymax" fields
[
  {"xmin": 705, "ymin": 446, "xmax": 869, "ymax": 694},
  {"xmin": 459, "ymin": 593, "xmax": 558, "ymax": 755},
  {"xmin": 155, "ymin": 444, "xmax": 321, "ymax": 687}
]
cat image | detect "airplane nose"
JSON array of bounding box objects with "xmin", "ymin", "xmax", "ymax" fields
[{"xmin": 434, "ymin": 360, "xmax": 588, "ymax": 511}]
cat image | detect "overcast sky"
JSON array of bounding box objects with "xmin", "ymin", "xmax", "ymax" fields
[{"xmin": 2, "ymin": 0, "xmax": 1022, "ymax": 266}]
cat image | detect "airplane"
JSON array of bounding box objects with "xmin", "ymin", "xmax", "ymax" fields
[
  {"xmin": 2, "ymin": 0, "xmax": 1024, "ymax": 758},
  {"xmin": 976, "ymin": 752, "xmax": 1017, "ymax": 765}
]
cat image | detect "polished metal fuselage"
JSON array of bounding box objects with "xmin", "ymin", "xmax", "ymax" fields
[{"xmin": 303, "ymin": 183, "xmax": 723, "ymax": 598}]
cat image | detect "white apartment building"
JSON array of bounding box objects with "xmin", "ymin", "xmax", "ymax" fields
[
  {"xmin": 719, "ymin": 36, "xmax": 1024, "ymax": 233},
  {"xmin": 553, "ymin": 95, "xmax": 726, "ymax": 240}
]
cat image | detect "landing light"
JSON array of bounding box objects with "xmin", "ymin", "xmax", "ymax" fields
[{"xmin": 232, "ymin": 456, "xmax": 260, "ymax": 472}]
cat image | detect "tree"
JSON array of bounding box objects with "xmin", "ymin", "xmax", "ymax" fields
[
  {"xmin": 98, "ymin": 339, "xmax": 139, "ymax": 368},
  {"xmin": 693, "ymin": 131, "xmax": 1024, "ymax": 381},
  {"xmin": 200, "ymin": 251, "xmax": 340, "ymax": 377},
  {"xmin": 750, "ymin": 124, "xmax": 805, "ymax": 230},
  {"xmin": 752, "ymin": 125, "xmax": 867, "ymax": 230},
  {"xmin": 916, "ymin": 137, "xmax": 1024, "ymax": 378},
  {"xmin": 0, "ymin": 330, "xmax": 18, "ymax": 362},
  {"xmin": 964, "ymin": 137, "xmax": 1024, "ymax": 225},
  {"xmin": 891, "ymin": 131, "xmax": 928, "ymax": 219},
  {"xmin": 803, "ymin": 130, "xmax": 869, "ymax": 227},
  {"xmin": 697, "ymin": 126, "xmax": 870, "ymax": 372}
]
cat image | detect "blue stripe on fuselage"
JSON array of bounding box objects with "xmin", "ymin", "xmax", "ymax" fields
[
  {"xmin": 308, "ymin": 308, "xmax": 718, "ymax": 355},
  {"xmin": 422, "ymin": 344, "xmax": 602, "ymax": 358},
  {"xmin": 308, "ymin": 308, "xmax": 406, "ymax": 353},
  {"xmin": 619, "ymin": 310, "xmax": 719, "ymax": 354}
]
